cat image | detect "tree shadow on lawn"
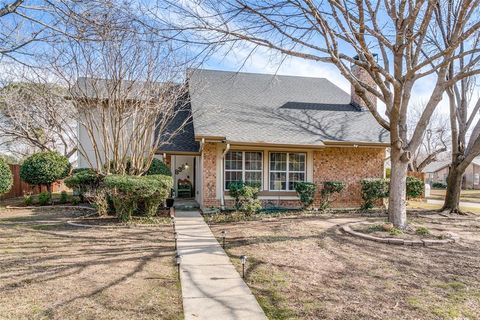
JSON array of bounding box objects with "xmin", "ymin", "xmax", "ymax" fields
[
  {"xmin": 212, "ymin": 216, "xmax": 480, "ymax": 319},
  {"xmin": 0, "ymin": 209, "xmax": 181, "ymax": 319}
]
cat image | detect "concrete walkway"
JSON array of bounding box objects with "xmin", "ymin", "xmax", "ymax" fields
[
  {"xmin": 427, "ymin": 198, "xmax": 480, "ymax": 209},
  {"xmin": 175, "ymin": 210, "xmax": 266, "ymax": 320}
]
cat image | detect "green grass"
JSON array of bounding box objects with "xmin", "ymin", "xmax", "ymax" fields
[
  {"xmin": 407, "ymin": 280, "xmax": 480, "ymax": 320},
  {"xmin": 246, "ymin": 261, "xmax": 296, "ymax": 320}
]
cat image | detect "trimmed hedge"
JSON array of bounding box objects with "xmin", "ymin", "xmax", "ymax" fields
[
  {"xmin": 228, "ymin": 181, "xmax": 245, "ymax": 210},
  {"xmin": 64, "ymin": 169, "xmax": 103, "ymax": 202},
  {"xmin": 360, "ymin": 177, "xmax": 424, "ymax": 209},
  {"xmin": 294, "ymin": 182, "xmax": 317, "ymax": 209},
  {"xmin": 146, "ymin": 158, "xmax": 172, "ymax": 176},
  {"xmin": 104, "ymin": 174, "xmax": 173, "ymax": 221},
  {"xmin": 0, "ymin": 158, "xmax": 12, "ymax": 194},
  {"xmin": 406, "ymin": 176, "xmax": 423, "ymax": 199},
  {"xmin": 320, "ymin": 181, "xmax": 345, "ymax": 210},
  {"xmin": 20, "ymin": 151, "xmax": 70, "ymax": 190},
  {"xmin": 360, "ymin": 178, "xmax": 389, "ymax": 210},
  {"xmin": 432, "ymin": 181, "xmax": 447, "ymax": 189}
]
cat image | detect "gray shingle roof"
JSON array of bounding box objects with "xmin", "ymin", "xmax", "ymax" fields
[
  {"xmin": 188, "ymin": 69, "xmax": 389, "ymax": 146},
  {"xmin": 157, "ymin": 101, "xmax": 199, "ymax": 153},
  {"xmin": 422, "ymin": 160, "xmax": 450, "ymax": 173}
]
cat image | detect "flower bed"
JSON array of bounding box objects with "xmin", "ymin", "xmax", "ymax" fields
[{"xmin": 343, "ymin": 222, "xmax": 457, "ymax": 246}]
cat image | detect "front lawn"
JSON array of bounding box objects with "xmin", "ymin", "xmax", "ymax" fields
[
  {"xmin": 208, "ymin": 212, "xmax": 480, "ymax": 320},
  {"xmin": 0, "ymin": 207, "xmax": 182, "ymax": 320}
]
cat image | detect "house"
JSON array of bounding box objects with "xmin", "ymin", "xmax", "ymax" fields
[
  {"xmin": 423, "ymin": 158, "xmax": 480, "ymax": 189},
  {"xmin": 78, "ymin": 68, "xmax": 389, "ymax": 209}
]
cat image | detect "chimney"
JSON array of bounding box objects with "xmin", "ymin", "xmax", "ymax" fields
[{"xmin": 350, "ymin": 55, "xmax": 377, "ymax": 111}]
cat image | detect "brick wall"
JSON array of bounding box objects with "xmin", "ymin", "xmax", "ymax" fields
[
  {"xmin": 313, "ymin": 147, "xmax": 385, "ymax": 208},
  {"xmin": 199, "ymin": 144, "xmax": 385, "ymax": 209},
  {"xmin": 202, "ymin": 142, "xmax": 220, "ymax": 207}
]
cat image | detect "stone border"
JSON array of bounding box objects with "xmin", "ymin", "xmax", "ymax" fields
[{"xmin": 341, "ymin": 223, "xmax": 457, "ymax": 246}]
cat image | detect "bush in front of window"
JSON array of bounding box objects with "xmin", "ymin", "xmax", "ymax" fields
[
  {"xmin": 240, "ymin": 185, "xmax": 262, "ymax": 215},
  {"xmin": 360, "ymin": 178, "xmax": 389, "ymax": 210},
  {"xmin": 228, "ymin": 181, "xmax": 245, "ymax": 210},
  {"xmin": 320, "ymin": 181, "xmax": 345, "ymax": 210},
  {"xmin": 294, "ymin": 182, "xmax": 317, "ymax": 209}
]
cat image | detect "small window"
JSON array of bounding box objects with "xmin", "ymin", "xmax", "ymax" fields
[
  {"xmin": 269, "ymin": 152, "xmax": 306, "ymax": 191},
  {"xmin": 475, "ymin": 173, "xmax": 479, "ymax": 185},
  {"xmin": 225, "ymin": 151, "xmax": 263, "ymax": 189}
]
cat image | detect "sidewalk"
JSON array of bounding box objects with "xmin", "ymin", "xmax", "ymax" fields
[{"xmin": 175, "ymin": 210, "xmax": 266, "ymax": 320}]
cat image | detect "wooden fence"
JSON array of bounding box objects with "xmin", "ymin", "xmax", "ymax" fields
[{"xmin": 0, "ymin": 164, "xmax": 68, "ymax": 200}]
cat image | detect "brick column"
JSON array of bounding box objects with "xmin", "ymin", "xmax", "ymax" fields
[{"xmin": 202, "ymin": 142, "xmax": 220, "ymax": 207}]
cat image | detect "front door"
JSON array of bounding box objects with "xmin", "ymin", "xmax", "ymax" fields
[{"xmin": 172, "ymin": 155, "xmax": 195, "ymax": 198}]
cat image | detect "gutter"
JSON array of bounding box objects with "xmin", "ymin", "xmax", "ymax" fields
[
  {"xmin": 199, "ymin": 138, "xmax": 205, "ymax": 153},
  {"xmin": 220, "ymin": 143, "xmax": 231, "ymax": 208}
]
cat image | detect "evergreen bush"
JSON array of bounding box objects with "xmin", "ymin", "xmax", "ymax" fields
[
  {"xmin": 360, "ymin": 178, "xmax": 389, "ymax": 210},
  {"xmin": 0, "ymin": 158, "xmax": 12, "ymax": 195},
  {"xmin": 20, "ymin": 151, "xmax": 70, "ymax": 192},
  {"xmin": 294, "ymin": 182, "xmax": 317, "ymax": 209}
]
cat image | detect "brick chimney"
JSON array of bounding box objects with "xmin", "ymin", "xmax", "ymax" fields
[{"xmin": 350, "ymin": 55, "xmax": 377, "ymax": 110}]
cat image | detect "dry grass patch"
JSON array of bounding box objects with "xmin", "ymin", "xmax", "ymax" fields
[
  {"xmin": 0, "ymin": 208, "xmax": 182, "ymax": 320},
  {"xmin": 209, "ymin": 213, "xmax": 480, "ymax": 320}
]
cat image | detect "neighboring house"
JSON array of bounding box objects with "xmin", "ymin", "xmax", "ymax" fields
[
  {"xmin": 78, "ymin": 68, "xmax": 389, "ymax": 209},
  {"xmin": 424, "ymin": 158, "xmax": 480, "ymax": 189}
]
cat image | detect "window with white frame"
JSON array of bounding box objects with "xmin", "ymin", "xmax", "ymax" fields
[
  {"xmin": 224, "ymin": 151, "xmax": 263, "ymax": 189},
  {"xmin": 269, "ymin": 152, "xmax": 306, "ymax": 191}
]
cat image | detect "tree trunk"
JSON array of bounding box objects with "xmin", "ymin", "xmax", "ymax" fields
[
  {"xmin": 441, "ymin": 165, "xmax": 464, "ymax": 214},
  {"xmin": 388, "ymin": 148, "xmax": 409, "ymax": 228}
]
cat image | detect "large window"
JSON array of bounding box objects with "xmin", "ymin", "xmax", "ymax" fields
[
  {"xmin": 269, "ymin": 152, "xmax": 306, "ymax": 191},
  {"xmin": 225, "ymin": 151, "xmax": 263, "ymax": 189}
]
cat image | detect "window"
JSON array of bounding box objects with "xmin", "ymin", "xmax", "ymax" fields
[
  {"xmin": 225, "ymin": 151, "xmax": 262, "ymax": 189},
  {"xmin": 269, "ymin": 152, "xmax": 306, "ymax": 191}
]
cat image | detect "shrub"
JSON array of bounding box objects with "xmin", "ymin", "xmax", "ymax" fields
[
  {"xmin": 406, "ymin": 176, "xmax": 423, "ymax": 199},
  {"xmin": 23, "ymin": 194, "xmax": 33, "ymax": 206},
  {"xmin": 294, "ymin": 182, "xmax": 316, "ymax": 209},
  {"xmin": 320, "ymin": 181, "xmax": 345, "ymax": 210},
  {"xmin": 0, "ymin": 158, "xmax": 12, "ymax": 195},
  {"xmin": 59, "ymin": 191, "xmax": 68, "ymax": 204},
  {"xmin": 432, "ymin": 182, "xmax": 447, "ymax": 189},
  {"xmin": 228, "ymin": 181, "xmax": 245, "ymax": 210},
  {"xmin": 71, "ymin": 196, "xmax": 80, "ymax": 205},
  {"xmin": 64, "ymin": 169, "xmax": 102, "ymax": 202},
  {"xmin": 241, "ymin": 185, "xmax": 262, "ymax": 215},
  {"xmin": 20, "ymin": 151, "xmax": 70, "ymax": 192},
  {"xmin": 38, "ymin": 192, "xmax": 51, "ymax": 206},
  {"xmin": 416, "ymin": 226, "xmax": 430, "ymax": 236},
  {"xmin": 104, "ymin": 174, "xmax": 173, "ymax": 221},
  {"xmin": 360, "ymin": 178, "xmax": 389, "ymax": 210},
  {"xmin": 87, "ymin": 189, "xmax": 109, "ymax": 216},
  {"xmin": 145, "ymin": 158, "xmax": 172, "ymax": 176},
  {"xmin": 389, "ymin": 227, "xmax": 403, "ymax": 236}
]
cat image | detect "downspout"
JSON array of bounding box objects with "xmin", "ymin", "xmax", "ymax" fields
[
  {"xmin": 199, "ymin": 138, "xmax": 205, "ymax": 153},
  {"xmin": 220, "ymin": 143, "xmax": 231, "ymax": 208}
]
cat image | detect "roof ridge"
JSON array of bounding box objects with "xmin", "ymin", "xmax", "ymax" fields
[{"xmin": 188, "ymin": 68, "xmax": 329, "ymax": 81}]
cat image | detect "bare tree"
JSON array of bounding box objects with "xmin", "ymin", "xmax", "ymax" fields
[
  {"xmin": 408, "ymin": 105, "xmax": 449, "ymax": 172},
  {"xmin": 149, "ymin": 0, "xmax": 480, "ymax": 227},
  {"xmin": 422, "ymin": 4, "xmax": 480, "ymax": 214},
  {"xmin": 48, "ymin": 4, "xmax": 189, "ymax": 175},
  {"xmin": 443, "ymin": 77, "xmax": 480, "ymax": 213},
  {"xmin": 0, "ymin": 80, "xmax": 77, "ymax": 159}
]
